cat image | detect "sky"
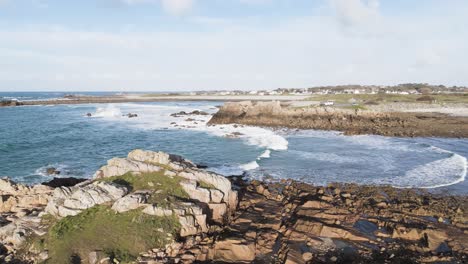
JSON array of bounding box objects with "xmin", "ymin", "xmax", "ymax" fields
[{"xmin": 0, "ymin": 0, "xmax": 467, "ymax": 92}]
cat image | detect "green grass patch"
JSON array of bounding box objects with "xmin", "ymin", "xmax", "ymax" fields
[
  {"xmin": 43, "ymin": 205, "xmax": 180, "ymax": 263},
  {"xmin": 99, "ymin": 171, "xmax": 189, "ymax": 200}
]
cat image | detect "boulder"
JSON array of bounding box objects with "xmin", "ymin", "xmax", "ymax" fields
[
  {"xmin": 93, "ymin": 158, "xmax": 163, "ymax": 179},
  {"xmin": 127, "ymin": 149, "xmax": 171, "ymax": 166},
  {"xmin": 45, "ymin": 182, "xmax": 128, "ymax": 217}
]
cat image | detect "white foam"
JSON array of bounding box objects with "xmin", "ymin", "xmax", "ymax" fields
[
  {"xmin": 290, "ymin": 150, "xmax": 358, "ymax": 164},
  {"xmin": 259, "ymin": 149, "xmax": 271, "ymax": 159},
  {"xmin": 92, "ymin": 105, "xmax": 122, "ymax": 118},
  {"xmin": 202, "ymin": 125, "xmax": 289, "ymax": 151},
  {"xmin": 375, "ymin": 153, "xmax": 467, "ymax": 189},
  {"xmin": 96, "ymin": 103, "xmax": 289, "ymax": 152},
  {"xmin": 239, "ymin": 161, "xmax": 260, "ymax": 171}
]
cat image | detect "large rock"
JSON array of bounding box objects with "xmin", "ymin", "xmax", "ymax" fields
[
  {"xmin": 93, "ymin": 158, "xmax": 163, "ymax": 179},
  {"xmin": 178, "ymin": 170, "xmax": 236, "ymax": 211},
  {"xmin": 93, "ymin": 150, "xmax": 238, "ymax": 222},
  {"xmin": 45, "ymin": 182, "xmax": 129, "ymax": 217},
  {"xmin": 127, "ymin": 149, "xmax": 171, "ymax": 165},
  {"xmin": 94, "ymin": 149, "xmax": 198, "ymax": 179}
]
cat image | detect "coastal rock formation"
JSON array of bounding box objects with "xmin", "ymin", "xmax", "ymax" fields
[
  {"xmin": 0, "ymin": 150, "xmax": 239, "ymax": 263},
  {"xmin": 95, "ymin": 149, "xmax": 237, "ymax": 214},
  {"xmin": 1, "ymin": 151, "xmax": 467, "ymax": 263},
  {"xmin": 45, "ymin": 181, "xmax": 129, "ymax": 217},
  {"xmin": 175, "ymin": 178, "xmax": 467, "ymax": 264},
  {"xmin": 0, "ymin": 100, "xmax": 23, "ymax": 107},
  {"xmin": 209, "ymin": 101, "xmax": 468, "ymax": 138},
  {"xmin": 0, "ymin": 178, "xmax": 52, "ymax": 214}
]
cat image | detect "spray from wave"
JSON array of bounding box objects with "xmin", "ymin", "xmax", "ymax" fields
[{"xmin": 92, "ymin": 105, "xmax": 122, "ymax": 118}]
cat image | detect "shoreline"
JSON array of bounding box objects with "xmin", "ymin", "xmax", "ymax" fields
[
  {"xmin": 209, "ymin": 101, "xmax": 468, "ymax": 138},
  {"xmin": 1, "ymin": 150, "xmax": 467, "ymax": 263}
]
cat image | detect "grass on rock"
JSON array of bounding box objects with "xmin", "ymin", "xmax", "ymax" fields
[
  {"xmin": 44, "ymin": 205, "xmax": 180, "ymax": 263},
  {"xmin": 198, "ymin": 181, "xmax": 216, "ymax": 189},
  {"xmin": 39, "ymin": 172, "xmax": 189, "ymax": 263},
  {"xmin": 100, "ymin": 171, "xmax": 190, "ymax": 201}
]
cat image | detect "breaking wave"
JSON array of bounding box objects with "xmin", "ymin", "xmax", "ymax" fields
[{"xmin": 92, "ymin": 105, "xmax": 122, "ymax": 118}]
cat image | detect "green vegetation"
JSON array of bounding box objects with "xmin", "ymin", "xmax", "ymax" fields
[
  {"xmin": 43, "ymin": 205, "xmax": 180, "ymax": 263},
  {"xmin": 23, "ymin": 172, "xmax": 191, "ymax": 263},
  {"xmin": 307, "ymin": 93, "xmax": 468, "ymax": 104},
  {"xmin": 198, "ymin": 181, "xmax": 216, "ymax": 189},
  {"xmin": 99, "ymin": 171, "xmax": 189, "ymax": 202}
]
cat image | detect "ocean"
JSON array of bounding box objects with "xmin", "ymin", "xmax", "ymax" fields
[{"xmin": 1, "ymin": 92, "xmax": 467, "ymax": 195}]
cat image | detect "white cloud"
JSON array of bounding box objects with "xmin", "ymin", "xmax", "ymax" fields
[
  {"xmin": 160, "ymin": 0, "xmax": 194, "ymax": 15},
  {"xmin": 0, "ymin": 1, "xmax": 467, "ymax": 91},
  {"xmin": 329, "ymin": 0, "xmax": 381, "ymax": 33}
]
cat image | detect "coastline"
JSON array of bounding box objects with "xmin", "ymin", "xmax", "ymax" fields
[
  {"xmin": 1, "ymin": 150, "xmax": 467, "ymax": 263},
  {"xmin": 209, "ymin": 101, "xmax": 468, "ymax": 138},
  {"xmin": 1, "ymin": 97, "xmax": 467, "ymax": 263}
]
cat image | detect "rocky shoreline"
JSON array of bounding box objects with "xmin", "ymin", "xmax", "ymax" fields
[
  {"xmin": 209, "ymin": 101, "xmax": 468, "ymax": 138},
  {"xmin": 1, "ymin": 150, "xmax": 467, "ymax": 263}
]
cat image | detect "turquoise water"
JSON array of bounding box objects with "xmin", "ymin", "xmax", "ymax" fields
[{"xmin": 1, "ymin": 93, "xmax": 467, "ymax": 194}]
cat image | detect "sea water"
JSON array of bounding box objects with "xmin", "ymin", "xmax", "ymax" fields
[{"xmin": 0, "ymin": 94, "xmax": 467, "ymax": 194}]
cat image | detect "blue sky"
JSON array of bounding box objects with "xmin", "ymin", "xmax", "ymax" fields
[{"xmin": 0, "ymin": 0, "xmax": 467, "ymax": 91}]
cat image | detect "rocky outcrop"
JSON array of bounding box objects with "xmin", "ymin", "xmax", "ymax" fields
[
  {"xmin": 209, "ymin": 101, "xmax": 468, "ymax": 138},
  {"xmin": 45, "ymin": 181, "xmax": 129, "ymax": 217},
  {"xmin": 1, "ymin": 150, "xmax": 239, "ymax": 263},
  {"xmin": 0, "ymin": 100, "xmax": 23, "ymax": 107},
  {"xmin": 155, "ymin": 178, "xmax": 467, "ymax": 264},
  {"xmin": 0, "ymin": 179, "xmax": 54, "ymax": 258},
  {"xmin": 95, "ymin": 149, "xmax": 238, "ymax": 219},
  {"xmin": 2, "ymin": 151, "xmax": 467, "ymax": 263},
  {"xmin": 0, "ymin": 178, "xmax": 52, "ymax": 214}
]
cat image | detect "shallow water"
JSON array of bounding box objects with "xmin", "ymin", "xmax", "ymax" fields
[{"xmin": 0, "ymin": 95, "xmax": 467, "ymax": 195}]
